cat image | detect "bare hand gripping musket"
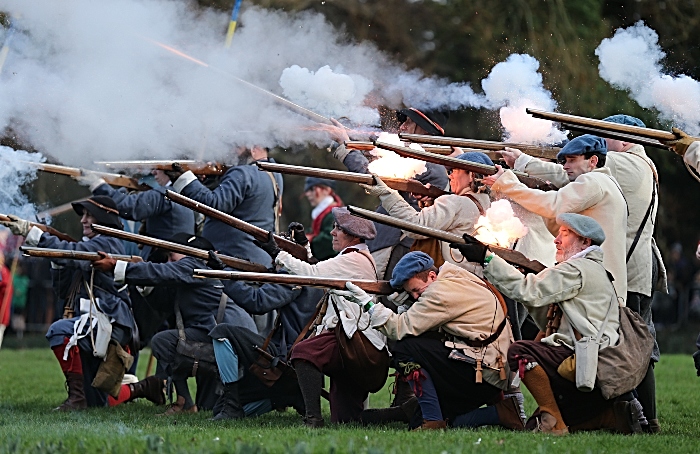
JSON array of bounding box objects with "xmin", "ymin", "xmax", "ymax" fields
[
  {"xmin": 193, "ymin": 270, "xmax": 394, "ymax": 295},
  {"xmin": 90, "ymin": 224, "xmax": 267, "ymax": 272},
  {"xmin": 20, "ymin": 246, "xmax": 141, "ymax": 263},
  {"xmin": 95, "ymin": 160, "xmax": 228, "ymax": 176},
  {"xmin": 526, "ymin": 109, "xmax": 673, "ymax": 150},
  {"xmin": 255, "ymin": 161, "xmax": 449, "ymax": 199},
  {"xmin": 373, "ymin": 141, "xmax": 558, "ymax": 192},
  {"xmin": 164, "ymin": 191, "xmax": 310, "ymax": 262},
  {"xmin": 398, "ymin": 133, "xmax": 561, "ymax": 160},
  {"xmin": 0, "ymin": 214, "xmax": 77, "ymax": 243},
  {"xmin": 27, "ymin": 162, "xmax": 149, "ymax": 191},
  {"xmin": 346, "ymin": 205, "xmax": 546, "ymax": 274}
]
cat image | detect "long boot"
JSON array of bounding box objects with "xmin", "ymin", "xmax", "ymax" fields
[
  {"xmin": 391, "ymin": 378, "xmax": 415, "ymax": 407},
  {"xmin": 54, "ymin": 372, "xmax": 87, "ymax": 411},
  {"xmin": 494, "ymin": 396, "xmax": 526, "ymax": 430},
  {"xmin": 521, "ymin": 365, "xmax": 568, "ymax": 435},
  {"xmin": 360, "ymin": 396, "xmax": 419, "ymax": 425},
  {"xmin": 129, "ymin": 376, "xmax": 166, "ymax": 405},
  {"xmin": 294, "ymin": 360, "xmax": 325, "ymax": 428},
  {"xmin": 211, "ymin": 382, "xmax": 245, "ymax": 421}
]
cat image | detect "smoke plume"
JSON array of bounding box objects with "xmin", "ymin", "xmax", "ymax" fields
[
  {"xmin": 0, "ymin": 146, "xmax": 43, "ymax": 219},
  {"xmin": 596, "ymin": 21, "xmax": 700, "ymax": 134}
]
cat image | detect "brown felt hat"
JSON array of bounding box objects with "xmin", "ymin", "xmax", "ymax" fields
[{"xmin": 332, "ymin": 207, "xmax": 376, "ymax": 240}]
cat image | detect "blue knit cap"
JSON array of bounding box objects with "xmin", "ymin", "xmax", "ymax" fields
[
  {"xmin": 556, "ymin": 134, "xmax": 607, "ymax": 161},
  {"xmin": 390, "ymin": 251, "xmax": 435, "ymax": 288},
  {"xmin": 455, "ymin": 151, "xmax": 494, "ymax": 167},
  {"xmin": 603, "ymin": 114, "xmax": 646, "ymax": 128}
]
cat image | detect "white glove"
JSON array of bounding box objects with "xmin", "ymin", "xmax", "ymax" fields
[
  {"xmin": 696, "ymin": 242, "xmax": 700, "ymax": 261},
  {"xmin": 331, "ymin": 282, "xmax": 372, "ymax": 307},
  {"xmin": 74, "ymin": 172, "xmax": 107, "ymax": 191},
  {"xmin": 388, "ymin": 291, "xmax": 410, "ymax": 306},
  {"xmin": 0, "ymin": 214, "xmax": 32, "ymax": 236},
  {"xmin": 359, "ymin": 174, "xmax": 393, "ymax": 197}
]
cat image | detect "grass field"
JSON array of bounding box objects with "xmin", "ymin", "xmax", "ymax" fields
[{"xmin": 1, "ymin": 349, "xmax": 699, "ymax": 453}]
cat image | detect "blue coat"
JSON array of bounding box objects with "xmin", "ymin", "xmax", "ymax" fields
[
  {"xmin": 42, "ymin": 233, "xmax": 134, "ymax": 330},
  {"xmin": 93, "ymin": 184, "xmax": 195, "ymax": 258},
  {"xmin": 180, "ymin": 159, "xmax": 283, "ymax": 267},
  {"xmin": 122, "ymin": 256, "xmax": 256, "ymax": 333}
]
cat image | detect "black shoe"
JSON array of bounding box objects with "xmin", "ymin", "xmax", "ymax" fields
[
  {"xmin": 303, "ymin": 415, "xmax": 325, "ymax": 428},
  {"xmin": 360, "ymin": 396, "xmax": 419, "ymax": 425},
  {"xmin": 130, "ymin": 376, "xmax": 165, "ymax": 405},
  {"xmin": 210, "ymin": 382, "xmax": 245, "ymax": 421}
]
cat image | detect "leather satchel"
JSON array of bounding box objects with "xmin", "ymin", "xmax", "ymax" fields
[{"xmin": 174, "ymin": 293, "xmax": 227, "ymax": 376}]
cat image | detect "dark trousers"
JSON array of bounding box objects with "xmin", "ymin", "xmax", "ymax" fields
[{"xmin": 151, "ymin": 328, "xmax": 221, "ymax": 410}]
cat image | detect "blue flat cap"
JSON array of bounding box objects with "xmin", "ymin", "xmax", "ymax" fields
[
  {"xmin": 455, "ymin": 151, "xmax": 494, "ymax": 167},
  {"xmin": 390, "ymin": 251, "xmax": 435, "ymax": 288},
  {"xmin": 603, "ymin": 114, "xmax": 646, "ymax": 128},
  {"xmin": 333, "ymin": 207, "xmax": 376, "ymax": 240},
  {"xmin": 556, "ymin": 134, "xmax": 607, "ymax": 161},
  {"xmin": 304, "ymin": 177, "xmax": 336, "ymax": 192},
  {"xmin": 556, "ymin": 213, "xmax": 605, "ymax": 246}
]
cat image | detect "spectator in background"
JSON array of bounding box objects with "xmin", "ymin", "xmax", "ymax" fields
[
  {"xmin": 303, "ymin": 177, "xmax": 343, "ymax": 261},
  {"xmin": 0, "ymin": 251, "xmax": 12, "ymax": 348},
  {"xmin": 11, "ymin": 262, "xmax": 29, "ymax": 341}
]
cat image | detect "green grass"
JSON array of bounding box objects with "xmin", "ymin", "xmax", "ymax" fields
[{"xmin": 1, "ymin": 349, "xmax": 699, "ymax": 453}]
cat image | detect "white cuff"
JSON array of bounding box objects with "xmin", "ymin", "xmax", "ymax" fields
[
  {"xmin": 513, "ymin": 153, "xmax": 533, "ymax": 172},
  {"xmin": 172, "ymin": 171, "xmax": 197, "ymax": 193},
  {"xmin": 369, "ymin": 304, "xmax": 393, "ymax": 328},
  {"xmin": 50, "ymin": 261, "xmax": 65, "ymax": 270},
  {"xmin": 89, "ymin": 179, "xmax": 108, "ymax": 192},
  {"xmin": 25, "ymin": 226, "xmax": 44, "ymax": 246},
  {"xmin": 114, "ymin": 260, "xmax": 128, "ymax": 285},
  {"xmin": 137, "ymin": 286, "xmax": 154, "ymax": 297}
]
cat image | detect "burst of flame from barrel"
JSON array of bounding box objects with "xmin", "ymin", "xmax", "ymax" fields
[
  {"xmin": 474, "ymin": 199, "xmax": 528, "ymax": 248},
  {"xmin": 366, "ymin": 132, "xmax": 427, "ymax": 179}
]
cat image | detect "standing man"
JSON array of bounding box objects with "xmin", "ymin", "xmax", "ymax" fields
[
  {"xmin": 303, "ymin": 177, "xmax": 343, "ymax": 261},
  {"xmin": 483, "ymin": 135, "xmax": 628, "ymax": 304},
  {"xmin": 168, "ymin": 146, "xmax": 283, "ymax": 268}
]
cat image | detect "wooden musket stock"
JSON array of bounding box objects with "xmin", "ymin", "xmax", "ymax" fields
[
  {"xmin": 29, "ymin": 162, "xmax": 149, "ymax": 191},
  {"xmin": 90, "ymin": 224, "xmax": 267, "ymax": 272},
  {"xmin": 0, "ymin": 214, "xmax": 77, "ymax": 243},
  {"xmin": 193, "ymin": 269, "xmax": 394, "ymax": 295},
  {"xmin": 373, "ymin": 141, "xmax": 558, "ymax": 192},
  {"xmin": 20, "ymin": 246, "xmax": 140, "ymax": 262},
  {"xmin": 255, "ymin": 162, "xmax": 449, "ymax": 199},
  {"xmin": 399, "ymin": 133, "xmax": 560, "ymax": 160},
  {"xmin": 95, "ymin": 160, "xmax": 227, "ymax": 176},
  {"xmin": 165, "ymin": 191, "xmax": 310, "ymax": 262},
  {"xmin": 346, "ymin": 205, "xmax": 546, "ymax": 274},
  {"xmin": 558, "ymin": 123, "xmax": 670, "ymax": 150}
]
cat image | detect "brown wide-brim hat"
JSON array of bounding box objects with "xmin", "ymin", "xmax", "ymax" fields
[
  {"xmin": 332, "ymin": 207, "xmax": 376, "ymax": 240},
  {"xmin": 72, "ymin": 196, "xmax": 123, "ymax": 229}
]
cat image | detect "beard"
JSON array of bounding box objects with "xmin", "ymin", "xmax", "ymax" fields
[{"xmin": 555, "ymin": 243, "xmax": 586, "ymax": 263}]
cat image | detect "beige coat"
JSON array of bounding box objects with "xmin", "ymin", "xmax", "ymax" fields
[
  {"xmin": 516, "ymin": 147, "xmax": 663, "ymax": 296},
  {"xmin": 378, "ymin": 188, "xmax": 491, "ymax": 275},
  {"xmin": 370, "ymin": 262, "xmax": 513, "ymax": 389},
  {"xmin": 685, "ymin": 141, "xmax": 700, "ymax": 182},
  {"xmin": 491, "ymin": 168, "xmax": 628, "ymax": 304},
  {"xmin": 275, "ymin": 247, "xmax": 387, "ymax": 350},
  {"xmin": 484, "ymin": 247, "xmax": 620, "ymax": 349}
]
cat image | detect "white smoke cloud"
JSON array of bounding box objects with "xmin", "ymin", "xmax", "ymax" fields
[
  {"xmin": 596, "ymin": 21, "xmax": 700, "ymax": 134},
  {"xmin": 367, "ymin": 132, "xmax": 426, "ymax": 179},
  {"xmin": 0, "ymin": 146, "xmax": 43, "ymax": 218}
]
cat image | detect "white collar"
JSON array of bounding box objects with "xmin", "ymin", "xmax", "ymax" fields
[
  {"xmin": 340, "ymin": 243, "xmax": 368, "ymax": 254},
  {"xmin": 311, "ymin": 195, "xmax": 335, "ymax": 220},
  {"xmin": 567, "ymin": 245, "xmax": 602, "ymax": 261}
]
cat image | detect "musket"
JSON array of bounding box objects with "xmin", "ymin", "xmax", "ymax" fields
[
  {"xmin": 526, "ymin": 108, "xmax": 677, "ymax": 143},
  {"xmin": 399, "ymin": 133, "xmax": 561, "ymax": 160},
  {"xmin": 20, "ymin": 246, "xmax": 141, "ymax": 263},
  {"xmin": 193, "ymin": 269, "xmax": 394, "ymax": 295},
  {"xmin": 374, "ymin": 141, "xmax": 558, "ymax": 192},
  {"xmin": 346, "ymin": 205, "xmax": 546, "ymax": 274},
  {"xmin": 95, "ymin": 160, "xmax": 227, "ymax": 176},
  {"xmin": 344, "ymin": 140, "xmax": 503, "ymax": 160},
  {"xmin": 164, "ymin": 191, "xmax": 310, "ymax": 262},
  {"xmin": 90, "ymin": 224, "xmax": 268, "ymax": 272},
  {"xmin": 556, "ymin": 123, "xmax": 670, "ymax": 150},
  {"xmin": 255, "ymin": 162, "xmax": 449, "ymax": 199},
  {"xmin": 0, "ymin": 214, "xmax": 77, "ymax": 243},
  {"xmin": 28, "ymin": 162, "xmax": 149, "ymax": 191}
]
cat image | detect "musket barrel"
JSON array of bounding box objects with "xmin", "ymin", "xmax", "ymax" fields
[
  {"xmin": 399, "ymin": 133, "xmax": 560, "ymax": 160},
  {"xmin": 0, "ymin": 214, "xmax": 77, "ymax": 243},
  {"xmin": 526, "ymin": 108, "xmax": 677, "ymax": 141},
  {"xmin": 193, "ymin": 269, "xmax": 394, "ymax": 295},
  {"xmin": 559, "ymin": 123, "xmax": 670, "ymax": 150},
  {"xmin": 95, "ymin": 160, "xmax": 226, "ymax": 176},
  {"xmin": 20, "ymin": 246, "xmax": 138, "ymax": 262},
  {"xmin": 164, "ymin": 190, "xmax": 310, "ymax": 262},
  {"xmin": 90, "ymin": 224, "xmax": 267, "ymax": 272},
  {"xmin": 346, "ymin": 205, "xmax": 546, "ymax": 273},
  {"xmin": 345, "ymin": 140, "xmax": 456, "ymax": 156}
]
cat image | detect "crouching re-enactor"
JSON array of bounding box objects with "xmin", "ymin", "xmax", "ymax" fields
[{"xmin": 337, "ymin": 251, "xmax": 515, "ymax": 430}]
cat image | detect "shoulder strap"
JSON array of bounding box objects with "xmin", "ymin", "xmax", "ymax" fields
[
  {"xmin": 263, "ymin": 169, "xmax": 282, "ymax": 234},
  {"xmin": 626, "ymin": 178, "xmax": 656, "ymax": 262},
  {"xmin": 452, "ymin": 276, "xmax": 508, "ymax": 349},
  {"xmin": 215, "ymin": 291, "xmax": 228, "ymax": 324},
  {"xmin": 464, "ymin": 194, "xmax": 486, "ymax": 216},
  {"xmin": 290, "ymin": 292, "xmax": 328, "ymax": 348},
  {"xmin": 175, "ymin": 301, "xmax": 186, "ymax": 341},
  {"xmin": 260, "ymin": 313, "xmax": 281, "ymax": 351}
]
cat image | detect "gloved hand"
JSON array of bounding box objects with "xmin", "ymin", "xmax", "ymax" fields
[
  {"xmin": 164, "ymin": 163, "xmax": 185, "ymax": 183},
  {"xmin": 74, "ymin": 172, "xmax": 107, "ymax": 190},
  {"xmin": 0, "ymin": 214, "xmax": 32, "ymax": 237},
  {"xmin": 388, "ymin": 291, "xmax": 411, "ymax": 306},
  {"xmin": 253, "ymin": 231, "xmax": 281, "ymax": 259},
  {"xmin": 332, "ymin": 282, "xmax": 372, "ymax": 307},
  {"xmin": 288, "ymin": 222, "xmax": 309, "ymax": 246},
  {"xmin": 207, "ymin": 250, "xmax": 226, "ymax": 270},
  {"xmin": 662, "ymin": 127, "xmax": 700, "ymax": 157},
  {"xmin": 92, "ymin": 251, "xmax": 117, "ymax": 272},
  {"xmin": 693, "ymin": 350, "xmax": 700, "ymax": 377},
  {"xmin": 359, "ymin": 174, "xmax": 393, "ymax": 197},
  {"xmin": 450, "ymin": 234, "xmax": 489, "ymax": 264}
]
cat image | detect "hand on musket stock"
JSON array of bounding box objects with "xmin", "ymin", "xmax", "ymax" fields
[
  {"xmin": 287, "ymin": 222, "xmax": 309, "ymax": 246},
  {"xmin": 480, "ymin": 165, "xmax": 506, "ymax": 187},
  {"xmin": 499, "ymin": 147, "xmax": 522, "ymax": 168},
  {"xmin": 331, "ymin": 282, "xmax": 373, "ymax": 309},
  {"xmin": 359, "ymin": 174, "xmax": 393, "ymax": 198},
  {"xmin": 0, "ymin": 215, "xmax": 32, "ymax": 237},
  {"xmin": 207, "ymin": 250, "xmax": 226, "ymax": 270},
  {"xmin": 254, "ymin": 231, "xmax": 282, "ymax": 260},
  {"xmin": 449, "ymin": 234, "xmax": 489, "ymax": 264},
  {"xmin": 92, "ymin": 251, "xmax": 119, "ymax": 272},
  {"xmin": 164, "ymin": 162, "xmax": 185, "ymax": 183},
  {"xmin": 661, "ymin": 127, "xmax": 700, "ymax": 157}
]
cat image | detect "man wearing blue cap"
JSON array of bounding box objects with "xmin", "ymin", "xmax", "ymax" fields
[
  {"xmin": 362, "ymin": 151, "xmax": 492, "ymax": 275},
  {"xmin": 484, "ymin": 135, "xmax": 628, "ymax": 303},
  {"xmin": 302, "ymin": 177, "xmax": 343, "ymax": 261},
  {"xmin": 333, "ymin": 251, "xmax": 515, "ymax": 430}
]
